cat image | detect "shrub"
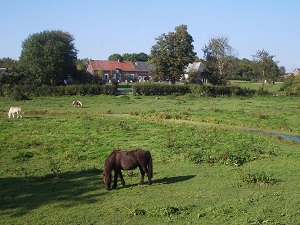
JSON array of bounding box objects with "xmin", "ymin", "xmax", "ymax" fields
[
  {"xmin": 240, "ymin": 170, "xmax": 276, "ymax": 185},
  {"xmin": 10, "ymin": 89, "xmax": 30, "ymax": 101}
]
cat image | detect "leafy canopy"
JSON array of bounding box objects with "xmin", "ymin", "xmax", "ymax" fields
[
  {"xmin": 252, "ymin": 49, "xmax": 281, "ymax": 81},
  {"xmin": 149, "ymin": 25, "xmax": 196, "ymax": 83},
  {"xmin": 18, "ymin": 30, "xmax": 78, "ymax": 85},
  {"xmin": 108, "ymin": 52, "xmax": 149, "ymax": 63},
  {"xmin": 202, "ymin": 36, "xmax": 235, "ymax": 85}
]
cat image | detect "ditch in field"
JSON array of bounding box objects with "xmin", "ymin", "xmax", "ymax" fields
[{"xmin": 246, "ymin": 129, "xmax": 300, "ymax": 143}]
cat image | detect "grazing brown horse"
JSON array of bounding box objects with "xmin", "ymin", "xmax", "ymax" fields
[{"xmin": 103, "ymin": 149, "xmax": 153, "ymax": 190}]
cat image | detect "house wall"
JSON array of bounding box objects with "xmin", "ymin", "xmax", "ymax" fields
[{"xmin": 86, "ymin": 63, "xmax": 94, "ymax": 74}]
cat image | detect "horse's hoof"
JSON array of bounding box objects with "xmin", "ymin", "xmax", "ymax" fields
[{"xmin": 148, "ymin": 181, "xmax": 152, "ymax": 185}]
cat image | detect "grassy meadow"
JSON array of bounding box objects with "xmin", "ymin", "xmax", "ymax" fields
[{"xmin": 1, "ymin": 93, "xmax": 300, "ymax": 224}]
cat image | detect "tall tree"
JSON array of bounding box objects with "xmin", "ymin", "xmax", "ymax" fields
[
  {"xmin": 252, "ymin": 49, "xmax": 281, "ymax": 82},
  {"xmin": 18, "ymin": 30, "xmax": 77, "ymax": 85},
  {"xmin": 122, "ymin": 52, "xmax": 149, "ymax": 62},
  {"xmin": 202, "ymin": 36, "xmax": 235, "ymax": 85},
  {"xmin": 0, "ymin": 57, "xmax": 17, "ymax": 69},
  {"xmin": 149, "ymin": 25, "xmax": 196, "ymax": 83},
  {"xmin": 108, "ymin": 53, "xmax": 123, "ymax": 61}
]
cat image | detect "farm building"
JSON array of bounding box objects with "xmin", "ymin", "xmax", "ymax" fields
[{"xmin": 86, "ymin": 60, "xmax": 153, "ymax": 82}]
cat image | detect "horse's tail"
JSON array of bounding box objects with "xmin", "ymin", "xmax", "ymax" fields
[{"xmin": 147, "ymin": 151, "xmax": 153, "ymax": 178}]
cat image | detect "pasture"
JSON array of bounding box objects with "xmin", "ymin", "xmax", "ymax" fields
[{"xmin": 0, "ymin": 94, "xmax": 300, "ymax": 224}]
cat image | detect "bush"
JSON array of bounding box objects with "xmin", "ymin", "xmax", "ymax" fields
[
  {"xmin": 280, "ymin": 75, "xmax": 300, "ymax": 96},
  {"xmin": 10, "ymin": 89, "xmax": 30, "ymax": 101}
]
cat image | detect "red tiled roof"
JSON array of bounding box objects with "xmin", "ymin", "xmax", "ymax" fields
[{"xmin": 89, "ymin": 60, "xmax": 135, "ymax": 72}]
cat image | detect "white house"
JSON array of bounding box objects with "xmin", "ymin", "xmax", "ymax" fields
[{"xmin": 184, "ymin": 62, "xmax": 207, "ymax": 83}]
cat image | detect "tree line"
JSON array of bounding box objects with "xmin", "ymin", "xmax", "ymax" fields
[{"xmin": 0, "ymin": 26, "xmax": 290, "ymax": 87}]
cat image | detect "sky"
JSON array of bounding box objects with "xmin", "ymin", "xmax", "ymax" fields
[{"xmin": 1, "ymin": 0, "xmax": 299, "ymax": 72}]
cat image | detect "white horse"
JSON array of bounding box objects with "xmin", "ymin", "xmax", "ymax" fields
[
  {"xmin": 72, "ymin": 100, "xmax": 83, "ymax": 107},
  {"xmin": 8, "ymin": 107, "xmax": 22, "ymax": 118}
]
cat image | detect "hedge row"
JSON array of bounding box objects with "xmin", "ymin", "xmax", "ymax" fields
[
  {"xmin": 133, "ymin": 83, "xmax": 265, "ymax": 97},
  {"xmin": 0, "ymin": 84, "xmax": 117, "ymax": 98},
  {"xmin": 0, "ymin": 83, "xmax": 272, "ymax": 100},
  {"xmin": 133, "ymin": 83, "xmax": 190, "ymax": 96}
]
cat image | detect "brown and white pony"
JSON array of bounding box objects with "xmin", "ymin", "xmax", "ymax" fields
[
  {"xmin": 72, "ymin": 101, "xmax": 83, "ymax": 107},
  {"xmin": 8, "ymin": 107, "xmax": 22, "ymax": 118}
]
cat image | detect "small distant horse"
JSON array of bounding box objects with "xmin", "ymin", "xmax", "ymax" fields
[
  {"xmin": 8, "ymin": 107, "xmax": 22, "ymax": 118},
  {"xmin": 103, "ymin": 149, "xmax": 153, "ymax": 190},
  {"xmin": 72, "ymin": 100, "xmax": 83, "ymax": 107}
]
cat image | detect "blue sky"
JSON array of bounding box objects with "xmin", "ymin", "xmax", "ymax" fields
[{"xmin": 1, "ymin": 0, "xmax": 299, "ymax": 72}]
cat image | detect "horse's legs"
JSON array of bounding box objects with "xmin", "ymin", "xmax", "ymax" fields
[
  {"xmin": 118, "ymin": 171, "xmax": 125, "ymax": 187},
  {"xmin": 140, "ymin": 164, "xmax": 152, "ymax": 185},
  {"xmin": 112, "ymin": 169, "xmax": 118, "ymax": 189},
  {"xmin": 138, "ymin": 166, "xmax": 145, "ymax": 185},
  {"xmin": 146, "ymin": 169, "xmax": 152, "ymax": 185}
]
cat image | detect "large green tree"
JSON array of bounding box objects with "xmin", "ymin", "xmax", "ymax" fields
[
  {"xmin": 252, "ymin": 49, "xmax": 281, "ymax": 82},
  {"xmin": 149, "ymin": 25, "xmax": 196, "ymax": 83},
  {"xmin": 202, "ymin": 36, "xmax": 235, "ymax": 85},
  {"xmin": 18, "ymin": 30, "xmax": 77, "ymax": 85}
]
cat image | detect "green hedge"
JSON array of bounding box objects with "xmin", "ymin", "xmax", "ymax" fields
[
  {"xmin": 133, "ymin": 83, "xmax": 258, "ymax": 97},
  {"xmin": 0, "ymin": 83, "xmax": 272, "ymax": 98},
  {"xmin": 0, "ymin": 84, "xmax": 117, "ymax": 98},
  {"xmin": 133, "ymin": 83, "xmax": 190, "ymax": 96}
]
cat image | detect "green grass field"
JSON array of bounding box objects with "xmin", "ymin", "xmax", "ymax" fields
[{"xmin": 1, "ymin": 94, "xmax": 300, "ymax": 224}]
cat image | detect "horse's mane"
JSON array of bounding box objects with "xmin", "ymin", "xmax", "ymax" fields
[{"xmin": 103, "ymin": 151, "xmax": 119, "ymax": 180}]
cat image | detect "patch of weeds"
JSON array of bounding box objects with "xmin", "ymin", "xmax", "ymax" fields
[
  {"xmin": 160, "ymin": 112, "xmax": 171, "ymax": 119},
  {"xmin": 129, "ymin": 209, "xmax": 146, "ymax": 217},
  {"xmin": 49, "ymin": 159, "xmax": 61, "ymax": 179},
  {"xmin": 149, "ymin": 205, "xmax": 194, "ymax": 218},
  {"xmin": 189, "ymin": 151, "xmax": 206, "ymax": 164},
  {"xmin": 258, "ymin": 112, "xmax": 269, "ymax": 119},
  {"xmin": 12, "ymin": 151, "xmax": 34, "ymax": 162},
  {"xmin": 118, "ymin": 120, "xmax": 131, "ymax": 130},
  {"xmin": 240, "ymin": 170, "xmax": 276, "ymax": 185}
]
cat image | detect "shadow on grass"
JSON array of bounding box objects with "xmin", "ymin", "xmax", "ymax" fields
[
  {"xmin": 0, "ymin": 169, "xmax": 105, "ymax": 217},
  {"xmin": 153, "ymin": 175, "xmax": 196, "ymax": 184},
  {"xmin": 112, "ymin": 175, "xmax": 196, "ymax": 190}
]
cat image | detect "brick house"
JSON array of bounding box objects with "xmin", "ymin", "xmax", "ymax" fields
[
  {"xmin": 86, "ymin": 60, "xmax": 153, "ymax": 82},
  {"xmin": 86, "ymin": 59, "xmax": 136, "ymax": 82}
]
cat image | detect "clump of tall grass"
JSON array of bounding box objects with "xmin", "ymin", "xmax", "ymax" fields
[{"xmin": 240, "ymin": 170, "xmax": 277, "ymax": 185}]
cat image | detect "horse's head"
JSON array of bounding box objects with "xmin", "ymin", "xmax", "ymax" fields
[{"xmin": 103, "ymin": 171, "xmax": 112, "ymax": 190}]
